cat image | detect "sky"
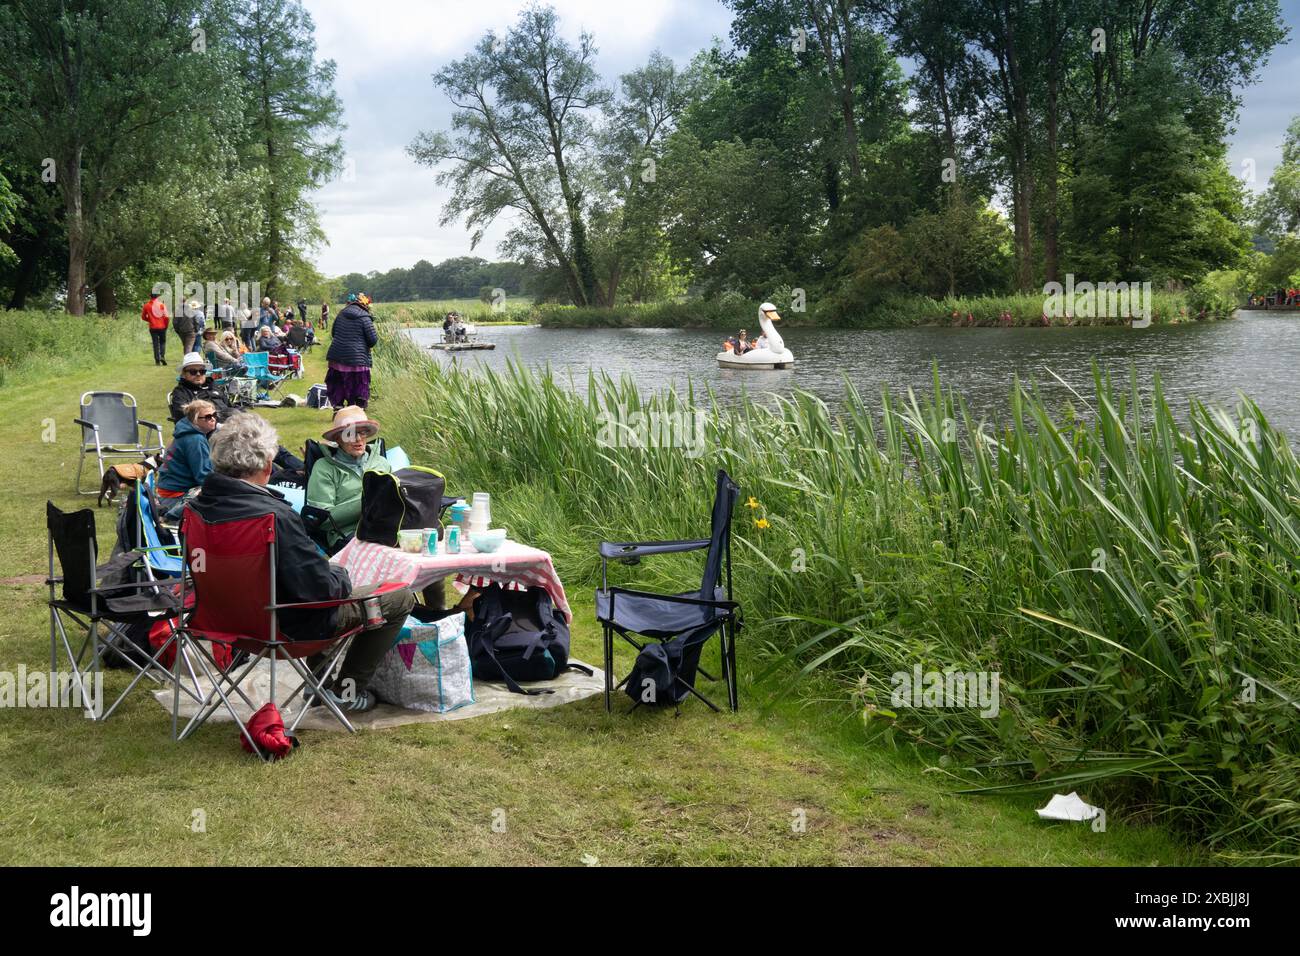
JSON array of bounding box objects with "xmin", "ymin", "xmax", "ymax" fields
[{"xmin": 304, "ymin": 0, "xmax": 1300, "ymax": 279}]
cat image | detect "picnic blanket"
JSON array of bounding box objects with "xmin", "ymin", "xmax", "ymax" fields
[{"xmin": 152, "ymin": 657, "xmax": 603, "ymax": 730}]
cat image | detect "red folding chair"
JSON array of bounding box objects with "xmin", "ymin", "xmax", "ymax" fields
[{"xmin": 173, "ymin": 507, "xmax": 404, "ymax": 755}]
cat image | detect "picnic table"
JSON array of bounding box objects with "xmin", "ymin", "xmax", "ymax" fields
[{"xmin": 331, "ymin": 537, "xmax": 571, "ymax": 622}]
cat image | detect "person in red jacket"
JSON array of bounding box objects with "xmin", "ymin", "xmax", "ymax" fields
[{"xmin": 141, "ymin": 292, "xmax": 171, "ymax": 365}]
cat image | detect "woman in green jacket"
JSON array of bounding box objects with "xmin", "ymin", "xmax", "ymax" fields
[{"xmin": 307, "ymin": 406, "xmax": 391, "ymax": 549}]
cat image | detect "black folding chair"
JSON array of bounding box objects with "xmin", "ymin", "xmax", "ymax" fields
[
  {"xmin": 74, "ymin": 391, "xmax": 165, "ymax": 495},
  {"xmin": 46, "ymin": 501, "xmax": 197, "ymax": 721},
  {"xmin": 595, "ymin": 469, "xmax": 742, "ymax": 713}
]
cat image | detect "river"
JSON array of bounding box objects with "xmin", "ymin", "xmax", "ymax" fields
[{"xmin": 407, "ymin": 311, "xmax": 1300, "ymax": 434}]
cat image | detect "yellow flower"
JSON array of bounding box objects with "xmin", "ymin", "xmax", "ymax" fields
[
  {"xmin": 746, "ymin": 496, "xmax": 760, "ymax": 509},
  {"xmin": 754, "ymin": 517, "xmax": 770, "ymax": 530}
]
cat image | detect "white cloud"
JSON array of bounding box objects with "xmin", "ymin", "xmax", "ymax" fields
[{"xmin": 302, "ymin": 0, "xmax": 732, "ymax": 277}]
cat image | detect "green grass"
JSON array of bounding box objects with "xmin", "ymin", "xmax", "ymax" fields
[
  {"xmin": 0, "ymin": 315, "xmax": 1198, "ymax": 865},
  {"xmin": 372, "ymin": 335, "xmax": 1300, "ymax": 862}
]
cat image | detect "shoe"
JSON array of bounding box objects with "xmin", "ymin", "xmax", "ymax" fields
[{"xmin": 306, "ymin": 683, "xmax": 379, "ymax": 713}]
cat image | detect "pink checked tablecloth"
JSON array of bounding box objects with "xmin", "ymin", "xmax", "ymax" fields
[{"xmin": 332, "ymin": 538, "xmax": 572, "ymax": 622}]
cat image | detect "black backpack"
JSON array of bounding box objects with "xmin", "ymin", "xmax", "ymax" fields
[
  {"xmin": 356, "ymin": 466, "xmax": 446, "ymax": 546},
  {"xmin": 624, "ymin": 633, "xmax": 706, "ymax": 707},
  {"xmin": 465, "ymin": 584, "xmax": 591, "ymax": 694}
]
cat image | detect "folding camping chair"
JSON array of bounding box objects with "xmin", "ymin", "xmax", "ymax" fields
[
  {"xmin": 74, "ymin": 392, "xmax": 165, "ymax": 495},
  {"xmin": 239, "ymin": 351, "xmax": 290, "ymax": 398},
  {"xmin": 132, "ymin": 476, "xmax": 185, "ymax": 575},
  {"xmin": 595, "ymin": 469, "xmax": 742, "ymax": 713},
  {"xmin": 173, "ymin": 507, "xmax": 406, "ymax": 754},
  {"xmin": 45, "ymin": 501, "xmax": 199, "ymax": 721},
  {"xmin": 267, "ymin": 349, "xmax": 302, "ymax": 380}
]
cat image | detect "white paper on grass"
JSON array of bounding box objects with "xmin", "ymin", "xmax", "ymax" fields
[{"xmin": 1036, "ymin": 791, "xmax": 1102, "ymax": 822}]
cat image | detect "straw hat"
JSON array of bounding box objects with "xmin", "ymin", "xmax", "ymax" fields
[{"xmin": 322, "ymin": 405, "xmax": 379, "ymax": 444}]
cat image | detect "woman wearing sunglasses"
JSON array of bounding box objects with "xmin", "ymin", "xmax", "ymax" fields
[{"xmin": 156, "ymin": 399, "xmax": 219, "ymax": 522}]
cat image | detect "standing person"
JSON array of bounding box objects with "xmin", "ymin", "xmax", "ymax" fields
[
  {"xmin": 219, "ymin": 297, "xmax": 236, "ymax": 332},
  {"xmin": 172, "ymin": 299, "xmax": 200, "ymax": 357},
  {"xmin": 258, "ymin": 297, "xmax": 277, "ymax": 330},
  {"xmin": 325, "ymin": 292, "xmax": 378, "ymax": 409},
  {"xmin": 320, "ymin": 300, "xmax": 330, "ymax": 331},
  {"xmin": 141, "ymin": 292, "xmax": 171, "ymax": 365},
  {"xmin": 239, "ymin": 305, "xmax": 257, "ymax": 349},
  {"xmin": 297, "ymin": 297, "xmax": 308, "ymax": 324}
]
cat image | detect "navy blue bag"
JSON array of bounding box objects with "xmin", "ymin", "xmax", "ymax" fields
[
  {"xmin": 624, "ymin": 628, "xmax": 708, "ymax": 707},
  {"xmin": 465, "ymin": 585, "xmax": 590, "ymax": 694}
]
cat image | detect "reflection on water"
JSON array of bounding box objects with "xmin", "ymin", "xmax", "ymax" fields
[{"xmin": 406, "ymin": 312, "xmax": 1300, "ymax": 436}]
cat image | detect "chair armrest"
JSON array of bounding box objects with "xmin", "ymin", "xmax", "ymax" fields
[
  {"xmin": 90, "ymin": 579, "xmax": 181, "ymax": 595},
  {"xmin": 603, "ymin": 585, "xmax": 739, "ymax": 611},
  {"xmin": 598, "ymin": 539, "xmax": 711, "ymax": 560},
  {"xmin": 266, "ymin": 579, "xmax": 408, "ymax": 611},
  {"xmin": 73, "ymin": 418, "xmax": 98, "ymax": 432},
  {"xmin": 139, "ymin": 419, "xmax": 163, "ymax": 432}
]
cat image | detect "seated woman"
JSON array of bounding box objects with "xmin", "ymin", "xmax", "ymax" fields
[
  {"xmin": 306, "ymin": 406, "xmax": 391, "ymax": 551},
  {"xmin": 201, "ymin": 327, "xmax": 243, "ymax": 372},
  {"xmin": 256, "ymin": 326, "xmax": 282, "ymax": 351},
  {"xmin": 156, "ymin": 399, "xmax": 217, "ymax": 521}
]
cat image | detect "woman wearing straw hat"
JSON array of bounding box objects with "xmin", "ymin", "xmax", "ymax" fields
[{"xmin": 306, "ymin": 406, "xmax": 392, "ymax": 552}]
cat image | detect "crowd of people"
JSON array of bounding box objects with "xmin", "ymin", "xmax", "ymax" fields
[
  {"xmin": 138, "ymin": 288, "xmax": 409, "ymax": 713},
  {"xmin": 1247, "ymin": 288, "xmax": 1300, "ymax": 308}
]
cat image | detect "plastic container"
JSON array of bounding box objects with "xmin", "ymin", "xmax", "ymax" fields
[{"xmin": 398, "ymin": 530, "xmax": 422, "ymax": 553}]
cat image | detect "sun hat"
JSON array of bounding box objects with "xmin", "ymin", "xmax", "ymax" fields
[
  {"xmin": 322, "ymin": 405, "xmax": 380, "ymax": 444},
  {"xmin": 180, "ymin": 352, "xmax": 206, "ymax": 371}
]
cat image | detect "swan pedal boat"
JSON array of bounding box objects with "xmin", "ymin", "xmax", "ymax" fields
[{"xmin": 716, "ymin": 302, "xmax": 795, "ymax": 369}]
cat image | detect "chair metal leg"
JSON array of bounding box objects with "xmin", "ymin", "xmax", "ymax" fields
[{"xmin": 603, "ymin": 623, "xmax": 613, "ymax": 714}]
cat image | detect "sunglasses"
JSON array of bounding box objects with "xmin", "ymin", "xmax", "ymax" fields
[
  {"xmin": 197, "ymin": 413, "xmax": 217, "ymax": 421},
  {"xmin": 183, "ymin": 367, "xmax": 205, "ymax": 375}
]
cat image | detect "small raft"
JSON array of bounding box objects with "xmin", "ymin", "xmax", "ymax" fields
[{"xmin": 429, "ymin": 342, "xmax": 496, "ymax": 351}]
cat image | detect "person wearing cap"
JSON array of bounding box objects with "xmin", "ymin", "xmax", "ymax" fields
[
  {"xmin": 325, "ymin": 292, "xmax": 378, "ymax": 409},
  {"xmin": 306, "ymin": 406, "xmax": 392, "ymax": 551},
  {"xmin": 169, "ymin": 352, "xmax": 233, "ymax": 424},
  {"xmin": 172, "ymin": 299, "xmax": 202, "ymax": 356}
]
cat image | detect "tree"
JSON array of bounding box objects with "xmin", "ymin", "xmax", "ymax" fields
[
  {"xmin": 1256, "ymin": 117, "xmax": 1300, "ymax": 238},
  {"xmin": 0, "ymin": 0, "xmax": 230, "ymax": 314},
  {"xmin": 411, "ymin": 4, "xmax": 608, "ymax": 306},
  {"xmin": 228, "ymin": 0, "xmax": 344, "ymax": 299}
]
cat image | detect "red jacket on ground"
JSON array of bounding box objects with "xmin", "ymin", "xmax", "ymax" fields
[{"xmin": 141, "ymin": 296, "xmax": 170, "ymax": 330}]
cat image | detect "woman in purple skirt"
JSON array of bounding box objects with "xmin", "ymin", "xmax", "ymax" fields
[{"xmin": 325, "ymin": 292, "xmax": 378, "ymax": 408}]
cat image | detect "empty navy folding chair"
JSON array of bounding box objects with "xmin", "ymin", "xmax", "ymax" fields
[{"xmin": 595, "ymin": 469, "xmax": 742, "ymax": 713}]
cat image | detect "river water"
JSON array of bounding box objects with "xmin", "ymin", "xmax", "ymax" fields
[{"xmin": 407, "ymin": 311, "xmax": 1300, "ymax": 435}]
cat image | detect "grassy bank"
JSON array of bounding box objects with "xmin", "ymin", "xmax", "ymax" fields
[
  {"xmin": 0, "ymin": 314, "xmax": 1196, "ymax": 865},
  {"xmin": 376, "ymin": 336, "xmax": 1300, "ymax": 862},
  {"xmin": 529, "ymin": 291, "xmax": 1228, "ymax": 330}
]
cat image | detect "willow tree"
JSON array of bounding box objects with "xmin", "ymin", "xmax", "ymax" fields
[{"xmin": 410, "ymin": 4, "xmax": 607, "ymax": 306}]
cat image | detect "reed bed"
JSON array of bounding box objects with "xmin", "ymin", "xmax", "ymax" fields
[{"xmin": 375, "ymin": 334, "xmax": 1300, "ymax": 861}]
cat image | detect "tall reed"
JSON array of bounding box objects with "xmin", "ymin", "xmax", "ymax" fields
[{"xmin": 374, "ymin": 334, "xmax": 1300, "ymax": 860}]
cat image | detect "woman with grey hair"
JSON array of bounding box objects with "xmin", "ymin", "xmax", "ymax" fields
[{"xmin": 190, "ymin": 413, "xmax": 414, "ymax": 713}]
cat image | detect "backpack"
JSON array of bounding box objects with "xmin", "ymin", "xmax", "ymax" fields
[
  {"xmin": 356, "ymin": 466, "xmax": 446, "ymax": 546},
  {"xmin": 464, "ymin": 584, "xmax": 590, "ymax": 694},
  {"xmin": 624, "ymin": 626, "xmax": 714, "ymax": 708}
]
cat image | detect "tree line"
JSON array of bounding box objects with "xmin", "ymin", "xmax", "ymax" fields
[
  {"xmin": 415, "ymin": 1, "xmax": 1291, "ymax": 318},
  {"xmin": 335, "ymin": 257, "xmax": 538, "ymax": 304}
]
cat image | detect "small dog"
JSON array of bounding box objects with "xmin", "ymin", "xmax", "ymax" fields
[{"xmin": 98, "ymin": 456, "xmax": 159, "ymax": 507}]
